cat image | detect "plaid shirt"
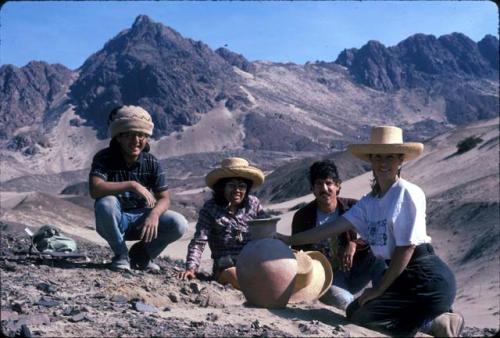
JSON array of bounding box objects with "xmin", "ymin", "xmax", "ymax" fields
[
  {"xmin": 186, "ymin": 195, "xmax": 266, "ymax": 272},
  {"xmin": 89, "ymin": 143, "xmax": 168, "ymax": 210}
]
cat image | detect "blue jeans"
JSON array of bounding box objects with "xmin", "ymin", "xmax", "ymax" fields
[
  {"xmin": 320, "ymin": 251, "xmax": 386, "ymax": 310},
  {"xmin": 94, "ymin": 195, "xmax": 188, "ymax": 259}
]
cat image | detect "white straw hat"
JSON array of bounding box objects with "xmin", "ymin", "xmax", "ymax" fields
[
  {"xmin": 288, "ymin": 250, "xmax": 333, "ymax": 304},
  {"xmin": 348, "ymin": 126, "xmax": 423, "ymax": 162},
  {"xmin": 205, "ymin": 157, "xmax": 265, "ymax": 189}
]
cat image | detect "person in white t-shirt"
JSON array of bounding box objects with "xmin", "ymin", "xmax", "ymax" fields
[{"xmin": 277, "ymin": 126, "xmax": 463, "ymax": 337}]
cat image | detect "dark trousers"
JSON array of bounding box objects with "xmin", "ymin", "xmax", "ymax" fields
[{"xmin": 346, "ymin": 244, "xmax": 456, "ymax": 336}]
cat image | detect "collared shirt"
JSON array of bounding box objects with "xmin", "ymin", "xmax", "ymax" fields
[
  {"xmin": 291, "ymin": 197, "xmax": 369, "ymax": 266},
  {"xmin": 185, "ymin": 195, "xmax": 266, "ymax": 272},
  {"xmin": 89, "ymin": 144, "xmax": 168, "ymax": 210}
]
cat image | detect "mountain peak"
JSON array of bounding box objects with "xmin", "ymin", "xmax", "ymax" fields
[
  {"xmin": 132, "ymin": 15, "xmax": 155, "ymax": 28},
  {"xmin": 69, "ymin": 14, "xmax": 245, "ymax": 139}
]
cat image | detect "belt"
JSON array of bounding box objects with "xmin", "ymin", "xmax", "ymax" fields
[{"xmin": 385, "ymin": 243, "xmax": 434, "ymax": 265}]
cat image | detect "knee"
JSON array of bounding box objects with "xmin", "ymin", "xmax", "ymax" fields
[
  {"xmin": 95, "ymin": 195, "xmax": 120, "ymax": 214},
  {"xmin": 321, "ymin": 286, "xmax": 354, "ymax": 310},
  {"xmin": 94, "ymin": 196, "xmax": 121, "ymax": 232},
  {"xmin": 159, "ymin": 211, "xmax": 188, "ymax": 237}
]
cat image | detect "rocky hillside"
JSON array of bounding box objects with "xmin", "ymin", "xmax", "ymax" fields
[
  {"xmin": 1, "ymin": 119, "xmax": 498, "ymax": 335},
  {"xmin": 0, "ymin": 220, "xmax": 393, "ymax": 338},
  {"xmin": 0, "ymin": 61, "xmax": 74, "ymax": 151},
  {"xmin": 70, "ymin": 15, "xmax": 249, "ymax": 139},
  {"xmin": 0, "ymin": 15, "xmax": 498, "ymax": 181},
  {"xmin": 256, "ymin": 150, "xmax": 370, "ymax": 203},
  {"xmin": 334, "ymin": 33, "xmax": 499, "ymax": 124}
]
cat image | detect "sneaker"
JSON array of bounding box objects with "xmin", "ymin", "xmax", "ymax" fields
[
  {"xmin": 430, "ymin": 312, "xmax": 465, "ymax": 337},
  {"xmin": 110, "ymin": 254, "xmax": 131, "ymax": 272},
  {"xmin": 131, "ymin": 259, "xmax": 160, "ymax": 272},
  {"xmin": 143, "ymin": 261, "xmax": 161, "ymax": 272}
]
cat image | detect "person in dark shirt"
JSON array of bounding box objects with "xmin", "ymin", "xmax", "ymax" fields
[
  {"xmin": 89, "ymin": 105, "xmax": 188, "ymax": 272},
  {"xmin": 292, "ymin": 160, "xmax": 386, "ymax": 310}
]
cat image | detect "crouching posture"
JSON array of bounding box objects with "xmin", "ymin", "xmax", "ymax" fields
[
  {"xmin": 278, "ymin": 126, "xmax": 463, "ymax": 337},
  {"xmin": 89, "ymin": 105, "xmax": 188, "ymax": 272},
  {"xmin": 178, "ymin": 157, "xmax": 267, "ymax": 288}
]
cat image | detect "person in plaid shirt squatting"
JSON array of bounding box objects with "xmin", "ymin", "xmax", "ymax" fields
[{"xmin": 178, "ymin": 157, "xmax": 267, "ymax": 289}]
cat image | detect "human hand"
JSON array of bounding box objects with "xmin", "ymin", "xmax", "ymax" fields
[
  {"xmin": 340, "ymin": 241, "xmax": 356, "ymax": 272},
  {"xmin": 358, "ymin": 287, "xmax": 383, "ymax": 306},
  {"xmin": 138, "ymin": 214, "xmax": 159, "ymax": 243},
  {"xmin": 177, "ymin": 269, "xmax": 196, "ymax": 280},
  {"xmin": 132, "ymin": 182, "xmax": 156, "ymax": 208},
  {"xmin": 274, "ymin": 233, "xmax": 291, "ymax": 245}
]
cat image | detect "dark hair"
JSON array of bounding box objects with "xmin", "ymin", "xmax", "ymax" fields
[
  {"xmin": 108, "ymin": 105, "xmax": 124, "ymax": 126},
  {"xmin": 109, "ymin": 137, "xmax": 150, "ymax": 153},
  {"xmin": 212, "ymin": 177, "xmax": 253, "ymax": 207},
  {"xmin": 309, "ymin": 160, "xmax": 341, "ymax": 186}
]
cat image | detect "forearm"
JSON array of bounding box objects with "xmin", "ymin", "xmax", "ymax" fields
[
  {"xmin": 185, "ymin": 209, "xmax": 211, "ymax": 271},
  {"xmin": 185, "ymin": 240, "xmax": 205, "ymax": 271},
  {"xmin": 290, "ymin": 216, "xmax": 352, "ymax": 246},
  {"xmin": 149, "ymin": 195, "xmax": 169, "ymax": 217},
  {"xmin": 374, "ymin": 245, "xmax": 415, "ymax": 293},
  {"xmin": 89, "ymin": 179, "xmax": 136, "ymax": 199}
]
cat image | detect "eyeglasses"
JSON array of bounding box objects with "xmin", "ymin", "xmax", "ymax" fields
[
  {"xmin": 119, "ymin": 132, "xmax": 149, "ymax": 140},
  {"xmin": 226, "ymin": 182, "xmax": 248, "ymax": 190}
]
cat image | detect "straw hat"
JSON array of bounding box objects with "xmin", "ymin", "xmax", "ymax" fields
[
  {"xmin": 288, "ymin": 250, "xmax": 333, "ymax": 304},
  {"xmin": 236, "ymin": 239, "xmax": 333, "ymax": 308},
  {"xmin": 205, "ymin": 157, "xmax": 265, "ymax": 189},
  {"xmin": 348, "ymin": 126, "xmax": 423, "ymax": 162}
]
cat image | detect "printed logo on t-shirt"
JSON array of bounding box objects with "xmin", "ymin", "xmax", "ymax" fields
[{"xmin": 367, "ymin": 220, "xmax": 388, "ymax": 246}]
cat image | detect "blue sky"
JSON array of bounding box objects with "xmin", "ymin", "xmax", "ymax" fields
[{"xmin": 1, "ymin": 1, "xmax": 498, "ymax": 70}]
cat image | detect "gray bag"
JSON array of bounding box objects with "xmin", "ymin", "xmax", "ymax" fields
[{"xmin": 30, "ymin": 225, "xmax": 78, "ymax": 253}]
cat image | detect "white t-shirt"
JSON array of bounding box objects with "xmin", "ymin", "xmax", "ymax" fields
[
  {"xmin": 316, "ymin": 208, "xmax": 339, "ymax": 227},
  {"xmin": 343, "ymin": 178, "xmax": 431, "ymax": 260},
  {"xmin": 315, "ymin": 208, "xmax": 339, "ymax": 251}
]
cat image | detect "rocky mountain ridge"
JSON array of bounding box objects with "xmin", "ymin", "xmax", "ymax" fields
[
  {"xmin": 70, "ymin": 15, "xmax": 249, "ymax": 139},
  {"xmin": 0, "ymin": 61, "xmax": 74, "ymax": 151},
  {"xmin": 0, "ymin": 15, "xmax": 498, "ymax": 181},
  {"xmin": 335, "ymin": 33, "xmax": 498, "ymax": 91}
]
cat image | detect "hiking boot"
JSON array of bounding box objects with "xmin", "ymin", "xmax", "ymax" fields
[
  {"xmin": 110, "ymin": 254, "xmax": 131, "ymax": 272},
  {"xmin": 430, "ymin": 312, "xmax": 465, "ymax": 337}
]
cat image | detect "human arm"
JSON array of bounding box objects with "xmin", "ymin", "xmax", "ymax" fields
[
  {"xmin": 339, "ymin": 240, "xmax": 357, "ymax": 272},
  {"xmin": 89, "ymin": 176, "xmax": 156, "ymax": 207},
  {"xmin": 290, "ymin": 206, "xmax": 316, "ymax": 252},
  {"xmin": 177, "ymin": 206, "xmax": 211, "ymax": 280},
  {"xmin": 358, "ymin": 245, "xmax": 415, "ymax": 306},
  {"xmin": 279, "ymin": 216, "xmax": 354, "ymax": 246},
  {"xmin": 178, "ymin": 269, "xmax": 196, "ymax": 280},
  {"xmin": 136, "ymin": 190, "xmax": 171, "ymax": 242}
]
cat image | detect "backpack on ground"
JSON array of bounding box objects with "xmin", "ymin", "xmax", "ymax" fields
[{"xmin": 28, "ymin": 225, "xmax": 78, "ymax": 254}]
